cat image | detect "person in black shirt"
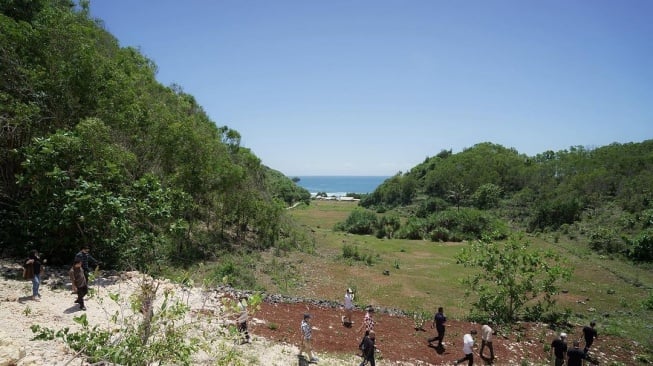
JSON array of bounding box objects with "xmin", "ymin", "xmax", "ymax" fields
[
  {"xmin": 359, "ymin": 330, "xmax": 376, "ymax": 366},
  {"xmin": 427, "ymin": 307, "xmax": 446, "ymax": 348},
  {"xmin": 550, "ymin": 332, "xmax": 568, "ymax": 366},
  {"xmin": 582, "ymin": 321, "xmax": 598, "ymax": 353},
  {"xmin": 567, "ymin": 340, "xmax": 589, "ymax": 366},
  {"xmin": 74, "ymin": 245, "xmax": 99, "ymax": 283}
]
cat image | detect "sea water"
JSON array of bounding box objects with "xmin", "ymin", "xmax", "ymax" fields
[{"xmin": 295, "ymin": 176, "xmax": 390, "ymax": 196}]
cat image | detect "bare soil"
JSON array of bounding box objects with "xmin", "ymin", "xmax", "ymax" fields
[{"xmin": 252, "ymin": 301, "xmax": 646, "ymax": 365}]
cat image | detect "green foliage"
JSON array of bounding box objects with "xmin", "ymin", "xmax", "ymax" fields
[
  {"xmin": 360, "ymin": 173, "xmax": 416, "ymax": 208},
  {"xmin": 471, "ymin": 183, "xmax": 503, "ymax": 209},
  {"xmin": 456, "ymin": 235, "xmax": 572, "ymax": 323},
  {"xmin": 530, "ymin": 197, "xmax": 583, "ymax": 231},
  {"xmin": 341, "ymin": 243, "xmax": 375, "ymax": 265},
  {"xmin": 394, "ymin": 208, "xmax": 507, "ymax": 242},
  {"xmin": 334, "ymin": 208, "xmax": 378, "ymax": 235},
  {"xmin": 415, "ymin": 197, "xmax": 449, "ymax": 218},
  {"xmin": 629, "ymin": 229, "xmax": 653, "ymax": 262},
  {"xmin": 0, "ymin": 2, "xmax": 305, "ymax": 266},
  {"xmin": 377, "ymin": 214, "xmax": 401, "ymax": 239},
  {"xmin": 588, "ymin": 227, "xmax": 625, "ymax": 254},
  {"xmin": 266, "ymin": 169, "xmax": 311, "ymax": 206},
  {"xmin": 210, "ymin": 255, "xmax": 260, "ymax": 290}
]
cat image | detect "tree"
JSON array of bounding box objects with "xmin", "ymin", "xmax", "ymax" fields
[
  {"xmin": 472, "ymin": 183, "xmax": 502, "ymax": 209},
  {"xmin": 456, "ymin": 235, "xmax": 571, "ymax": 323}
]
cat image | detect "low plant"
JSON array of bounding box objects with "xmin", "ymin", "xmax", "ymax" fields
[
  {"xmin": 32, "ymin": 281, "xmax": 199, "ymax": 365},
  {"xmin": 30, "ymin": 277, "xmax": 251, "ymax": 365},
  {"xmin": 643, "ymin": 291, "xmax": 653, "ymax": 310}
]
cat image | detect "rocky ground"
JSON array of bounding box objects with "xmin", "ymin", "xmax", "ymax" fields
[{"xmin": 0, "ymin": 260, "xmax": 647, "ymax": 366}]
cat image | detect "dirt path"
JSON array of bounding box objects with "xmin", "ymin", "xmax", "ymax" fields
[{"xmin": 0, "ymin": 262, "xmax": 644, "ymax": 365}]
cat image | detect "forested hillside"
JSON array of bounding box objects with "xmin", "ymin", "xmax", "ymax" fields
[
  {"xmin": 0, "ymin": 0, "xmax": 309, "ymax": 268},
  {"xmin": 357, "ymin": 141, "xmax": 653, "ymax": 261}
]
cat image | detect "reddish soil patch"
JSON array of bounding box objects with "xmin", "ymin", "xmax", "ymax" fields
[{"xmin": 252, "ymin": 301, "xmax": 646, "ymax": 365}]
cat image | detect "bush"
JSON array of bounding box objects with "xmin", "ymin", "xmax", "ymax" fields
[
  {"xmin": 342, "ymin": 243, "xmax": 361, "ymax": 260},
  {"xmin": 211, "ymin": 256, "xmax": 259, "ymax": 289},
  {"xmin": 588, "ymin": 227, "xmax": 626, "ymax": 254},
  {"xmin": 629, "ymin": 229, "xmax": 653, "ymax": 262},
  {"xmin": 428, "ymin": 208, "xmax": 508, "ymax": 242},
  {"xmin": 334, "ymin": 209, "xmax": 378, "ymax": 235},
  {"xmin": 395, "ymin": 217, "xmax": 426, "ymax": 240}
]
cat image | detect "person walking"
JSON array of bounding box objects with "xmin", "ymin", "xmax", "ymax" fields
[
  {"xmin": 357, "ymin": 306, "xmax": 376, "ymax": 334},
  {"xmin": 480, "ymin": 323, "xmax": 494, "ymax": 361},
  {"xmin": 236, "ymin": 295, "xmax": 250, "ymax": 344},
  {"xmin": 427, "ymin": 307, "xmax": 446, "ymax": 348},
  {"xmin": 567, "ymin": 340, "xmax": 589, "ymax": 366},
  {"xmin": 299, "ymin": 313, "xmax": 318, "ymax": 363},
  {"xmin": 343, "ymin": 288, "xmax": 355, "ymax": 326},
  {"xmin": 69, "ymin": 259, "xmax": 88, "ymax": 310},
  {"xmin": 582, "ymin": 321, "xmax": 598, "ymax": 353},
  {"xmin": 454, "ymin": 329, "xmax": 477, "ymax": 366},
  {"xmin": 550, "ymin": 332, "xmax": 568, "ymax": 366},
  {"xmin": 24, "ymin": 249, "xmax": 45, "ymax": 301},
  {"xmin": 359, "ymin": 330, "xmax": 377, "ymax": 366},
  {"xmin": 74, "ymin": 245, "xmax": 99, "ymax": 285}
]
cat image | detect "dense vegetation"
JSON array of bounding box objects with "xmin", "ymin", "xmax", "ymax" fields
[
  {"xmin": 0, "ymin": 0, "xmax": 309, "ymax": 269},
  {"xmin": 337, "ymin": 141, "xmax": 653, "ymax": 261}
]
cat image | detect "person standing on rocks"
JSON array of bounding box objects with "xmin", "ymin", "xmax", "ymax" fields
[
  {"xmin": 299, "ymin": 313, "xmax": 318, "ymax": 363},
  {"xmin": 454, "ymin": 329, "xmax": 477, "ymax": 366},
  {"xmin": 24, "ymin": 249, "xmax": 45, "ymax": 301},
  {"xmin": 427, "ymin": 306, "xmax": 446, "ymax": 348},
  {"xmin": 343, "ymin": 288, "xmax": 354, "ymax": 326},
  {"xmin": 69, "ymin": 259, "xmax": 88, "ymax": 310},
  {"xmin": 74, "ymin": 245, "xmax": 99, "ymax": 286}
]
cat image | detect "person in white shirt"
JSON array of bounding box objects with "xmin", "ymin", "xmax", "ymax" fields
[
  {"xmin": 455, "ymin": 329, "xmax": 477, "ymax": 366},
  {"xmin": 343, "ymin": 288, "xmax": 354, "ymax": 326},
  {"xmin": 480, "ymin": 324, "xmax": 494, "ymax": 361}
]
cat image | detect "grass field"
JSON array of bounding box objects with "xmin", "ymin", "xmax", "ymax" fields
[{"xmin": 253, "ymin": 200, "xmax": 653, "ymax": 354}]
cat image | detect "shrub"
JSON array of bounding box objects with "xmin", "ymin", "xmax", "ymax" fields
[
  {"xmin": 588, "ymin": 227, "xmax": 625, "ymax": 254},
  {"xmin": 334, "ymin": 209, "xmax": 378, "ymax": 235},
  {"xmin": 428, "ymin": 208, "xmax": 508, "ymax": 242},
  {"xmin": 629, "ymin": 229, "xmax": 653, "ymax": 262},
  {"xmin": 211, "ymin": 256, "xmax": 259, "ymax": 289},
  {"xmin": 342, "ymin": 243, "xmax": 361, "ymax": 260},
  {"xmin": 395, "ymin": 217, "xmax": 426, "ymax": 240}
]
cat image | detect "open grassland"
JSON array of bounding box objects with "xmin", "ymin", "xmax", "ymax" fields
[{"xmin": 259, "ymin": 200, "xmax": 653, "ymax": 353}]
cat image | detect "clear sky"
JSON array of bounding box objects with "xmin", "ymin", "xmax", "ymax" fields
[{"xmin": 90, "ymin": 0, "xmax": 653, "ymax": 176}]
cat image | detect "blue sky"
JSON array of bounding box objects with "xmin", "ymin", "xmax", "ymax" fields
[{"xmin": 90, "ymin": 1, "xmax": 653, "ymax": 176}]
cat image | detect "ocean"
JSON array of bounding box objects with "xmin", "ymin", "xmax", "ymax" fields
[{"xmin": 295, "ymin": 176, "xmax": 390, "ymax": 196}]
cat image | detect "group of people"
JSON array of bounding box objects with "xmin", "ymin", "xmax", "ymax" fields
[
  {"xmin": 551, "ymin": 321, "xmax": 600, "ymax": 366},
  {"xmin": 450, "ymin": 323, "xmax": 495, "ymax": 365},
  {"xmin": 23, "ymin": 245, "xmax": 99, "ymax": 311},
  {"xmin": 298, "ymin": 290, "xmax": 601, "ymax": 366}
]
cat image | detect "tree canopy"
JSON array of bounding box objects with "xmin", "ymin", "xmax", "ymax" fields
[{"xmin": 0, "ymin": 0, "xmax": 308, "ymax": 268}]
